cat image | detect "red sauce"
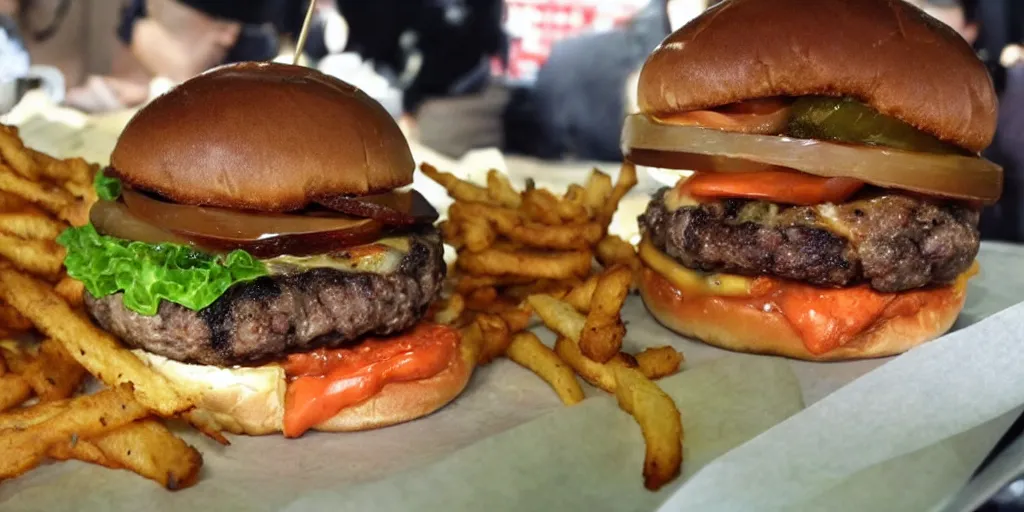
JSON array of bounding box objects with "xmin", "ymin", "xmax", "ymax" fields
[{"xmin": 281, "ymin": 323, "xmax": 460, "ymax": 438}]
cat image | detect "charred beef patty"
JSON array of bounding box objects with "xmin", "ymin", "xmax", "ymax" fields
[
  {"xmin": 640, "ymin": 188, "xmax": 979, "ymax": 292},
  {"xmin": 85, "ymin": 230, "xmax": 445, "ymax": 366}
]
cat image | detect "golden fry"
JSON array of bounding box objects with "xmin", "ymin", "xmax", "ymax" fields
[
  {"xmin": 0, "ymin": 384, "xmax": 149, "ymax": 480},
  {"xmin": 454, "ymin": 273, "xmax": 533, "ymax": 294},
  {"xmin": 0, "ymin": 343, "xmax": 33, "ymax": 375},
  {"xmin": 0, "ymin": 130, "xmax": 38, "ymax": 181},
  {"xmin": 611, "ymin": 364, "xmax": 683, "ymax": 491},
  {"xmin": 596, "ymin": 235, "xmax": 641, "ymax": 272},
  {"xmin": 458, "ymin": 249, "xmax": 593, "ymax": 280},
  {"xmin": 49, "ymin": 419, "xmax": 203, "ymax": 490},
  {"xmin": 521, "ymin": 188, "xmax": 588, "ymax": 225},
  {"xmin": 0, "ymin": 393, "xmax": 67, "ymax": 431},
  {"xmin": 466, "ymin": 286, "xmax": 498, "ymax": 309},
  {"xmin": 47, "ymin": 437, "xmax": 113, "ymax": 469},
  {"xmin": 0, "ymin": 268, "xmax": 194, "ymax": 417},
  {"xmin": 507, "ymin": 332, "xmax": 584, "ymax": 405},
  {"xmin": 520, "ymin": 188, "xmax": 563, "ymax": 225},
  {"xmin": 554, "ymin": 336, "xmax": 616, "ymax": 393},
  {"xmin": 0, "ymin": 190, "xmax": 29, "ymax": 212},
  {"xmin": 182, "ymin": 409, "xmax": 230, "ymax": 445},
  {"xmin": 438, "ymin": 220, "xmax": 465, "ymax": 249},
  {"xmin": 579, "ymin": 266, "xmax": 631, "ymax": 363},
  {"xmin": 462, "ymin": 217, "xmax": 496, "ymax": 252},
  {"xmin": 475, "ymin": 313, "xmax": 511, "ymax": 364},
  {"xmin": 420, "ymin": 163, "xmax": 491, "ymax": 203},
  {"xmin": 0, "ymin": 373, "xmax": 31, "ymax": 412},
  {"xmin": 527, "ymin": 294, "xmax": 587, "ymax": 342},
  {"xmin": 63, "ymin": 157, "xmax": 94, "ymax": 185},
  {"xmin": 21, "ymin": 338, "xmax": 87, "ymax": 402},
  {"xmin": 486, "ymin": 169, "xmax": 521, "ymax": 208},
  {"xmin": 564, "ymin": 275, "xmax": 600, "ymax": 313},
  {"xmin": 0, "ymin": 301, "xmax": 32, "ymax": 331},
  {"xmin": 0, "ymin": 164, "xmax": 73, "ymax": 214},
  {"xmin": 0, "ymin": 233, "xmax": 65, "ymax": 278},
  {"xmin": 0, "ymin": 212, "xmax": 66, "ymax": 240},
  {"xmin": 53, "ymin": 275, "xmax": 85, "ymax": 308},
  {"xmin": 598, "ymin": 161, "xmax": 639, "ymax": 227},
  {"xmin": 58, "ymin": 197, "xmax": 92, "ymax": 227},
  {"xmin": 29, "ymin": 150, "xmax": 71, "ymax": 182},
  {"xmin": 433, "ymin": 294, "xmax": 466, "ymax": 325},
  {"xmin": 459, "ymin": 321, "xmax": 485, "ymax": 366},
  {"xmin": 563, "ymin": 183, "xmax": 588, "ymax": 213},
  {"xmin": 635, "ymin": 346, "xmax": 685, "ymax": 380},
  {"xmin": 498, "ymin": 306, "xmax": 533, "ymax": 333},
  {"xmin": 583, "ymin": 170, "xmax": 614, "ymax": 216},
  {"xmin": 503, "ymin": 278, "xmax": 580, "ymax": 302},
  {"xmin": 501, "ymin": 221, "xmax": 603, "ymax": 250},
  {"xmin": 447, "ymin": 201, "xmax": 520, "ymax": 231}
]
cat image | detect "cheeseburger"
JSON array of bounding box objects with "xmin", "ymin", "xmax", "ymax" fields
[
  {"xmin": 626, "ymin": 0, "xmax": 1002, "ymax": 361},
  {"xmin": 58, "ymin": 62, "xmax": 472, "ymax": 436}
]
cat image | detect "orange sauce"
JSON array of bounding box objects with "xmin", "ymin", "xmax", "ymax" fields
[
  {"xmin": 643, "ymin": 266, "xmax": 974, "ymax": 356},
  {"xmin": 281, "ymin": 323, "xmax": 460, "ymax": 438}
]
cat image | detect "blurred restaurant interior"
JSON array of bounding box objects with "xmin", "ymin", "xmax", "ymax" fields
[{"xmin": 0, "ymin": 0, "xmax": 1022, "ymax": 242}]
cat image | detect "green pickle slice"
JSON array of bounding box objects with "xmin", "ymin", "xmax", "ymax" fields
[{"xmin": 786, "ymin": 96, "xmax": 967, "ymax": 155}]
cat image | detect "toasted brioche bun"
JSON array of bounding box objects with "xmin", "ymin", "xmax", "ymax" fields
[
  {"xmin": 637, "ymin": 267, "xmax": 967, "ymax": 362},
  {"xmin": 638, "ymin": 0, "xmax": 996, "ymax": 153},
  {"xmin": 111, "ymin": 62, "xmax": 414, "ymax": 212},
  {"xmin": 132, "ymin": 335, "xmax": 473, "ymax": 436}
]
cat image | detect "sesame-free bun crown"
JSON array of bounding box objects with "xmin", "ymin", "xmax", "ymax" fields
[
  {"xmin": 111, "ymin": 62, "xmax": 415, "ymax": 211},
  {"xmin": 637, "ymin": 0, "xmax": 997, "ymax": 153}
]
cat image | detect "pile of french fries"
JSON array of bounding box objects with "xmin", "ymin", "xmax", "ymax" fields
[
  {"xmin": 0, "ymin": 124, "xmax": 205, "ymax": 489},
  {"xmin": 423, "ymin": 162, "xmax": 687, "ymax": 491}
]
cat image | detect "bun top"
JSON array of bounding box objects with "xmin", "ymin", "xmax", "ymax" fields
[
  {"xmin": 637, "ymin": 0, "xmax": 997, "ymax": 153},
  {"xmin": 111, "ymin": 62, "xmax": 414, "ymax": 211}
]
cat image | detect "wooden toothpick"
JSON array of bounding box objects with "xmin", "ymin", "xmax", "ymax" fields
[{"xmin": 293, "ymin": 0, "xmax": 318, "ymax": 65}]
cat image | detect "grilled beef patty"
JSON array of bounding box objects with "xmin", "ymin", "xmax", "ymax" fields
[
  {"xmin": 639, "ymin": 188, "xmax": 979, "ymax": 292},
  {"xmin": 85, "ymin": 230, "xmax": 445, "ymax": 366}
]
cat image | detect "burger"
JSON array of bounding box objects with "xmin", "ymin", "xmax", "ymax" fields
[
  {"xmin": 625, "ymin": 0, "xmax": 1003, "ymax": 361},
  {"xmin": 57, "ymin": 62, "xmax": 473, "ymax": 436}
]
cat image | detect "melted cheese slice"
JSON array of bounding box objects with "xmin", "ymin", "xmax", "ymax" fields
[
  {"xmin": 262, "ymin": 235, "xmax": 412, "ymax": 276},
  {"xmin": 638, "ymin": 237, "xmax": 756, "ymax": 296}
]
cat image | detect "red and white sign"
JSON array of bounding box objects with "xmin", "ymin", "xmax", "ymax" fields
[{"xmin": 493, "ymin": 0, "xmax": 648, "ymax": 85}]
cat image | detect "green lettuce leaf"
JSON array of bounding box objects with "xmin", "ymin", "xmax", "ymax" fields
[
  {"xmin": 93, "ymin": 168, "xmax": 122, "ymax": 201},
  {"xmin": 57, "ymin": 224, "xmax": 268, "ymax": 315}
]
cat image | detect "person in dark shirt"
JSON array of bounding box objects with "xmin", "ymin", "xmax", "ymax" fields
[
  {"xmin": 522, "ymin": 2, "xmax": 670, "ymax": 161},
  {"xmin": 981, "ymin": 45, "xmax": 1024, "ymax": 242}
]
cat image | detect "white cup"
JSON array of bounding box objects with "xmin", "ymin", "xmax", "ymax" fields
[{"xmin": 0, "ymin": 65, "xmax": 65, "ymax": 115}]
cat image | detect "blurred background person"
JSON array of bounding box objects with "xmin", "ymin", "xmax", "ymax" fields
[
  {"xmin": 980, "ymin": 43, "xmax": 1024, "ymax": 242},
  {"xmin": 330, "ymin": 0, "xmax": 505, "ymax": 156},
  {"xmin": 66, "ymin": 0, "xmax": 280, "ymax": 113},
  {"xmin": 509, "ymin": 0, "xmax": 720, "ymax": 162}
]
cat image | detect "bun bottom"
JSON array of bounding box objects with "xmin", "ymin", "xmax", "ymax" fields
[
  {"xmin": 134, "ymin": 339, "xmax": 473, "ymax": 436},
  {"xmin": 637, "ymin": 267, "xmax": 967, "ymax": 362}
]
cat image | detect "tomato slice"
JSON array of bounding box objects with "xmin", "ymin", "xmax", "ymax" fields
[{"xmin": 676, "ymin": 170, "xmax": 865, "ymax": 205}]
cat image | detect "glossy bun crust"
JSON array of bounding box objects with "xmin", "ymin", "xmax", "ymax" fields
[
  {"xmin": 111, "ymin": 62, "xmax": 415, "ymax": 212},
  {"xmin": 637, "ymin": 0, "xmax": 997, "ymax": 153},
  {"xmin": 637, "ymin": 268, "xmax": 966, "ymax": 362}
]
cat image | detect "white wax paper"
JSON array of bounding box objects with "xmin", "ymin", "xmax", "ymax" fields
[{"xmin": 4, "ymin": 103, "xmax": 1024, "ymax": 511}]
